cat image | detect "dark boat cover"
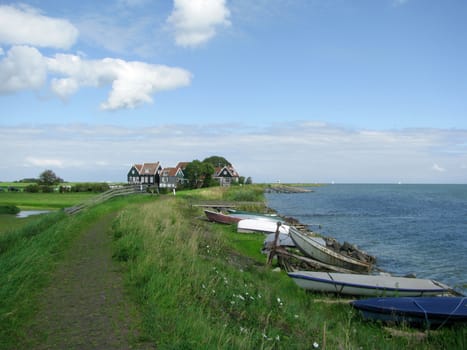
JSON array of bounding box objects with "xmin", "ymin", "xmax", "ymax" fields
[{"xmin": 351, "ymin": 297, "xmax": 467, "ymax": 328}]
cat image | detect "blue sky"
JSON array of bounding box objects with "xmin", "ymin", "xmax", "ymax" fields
[{"xmin": 1, "ymin": 0, "xmax": 466, "ymax": 183}]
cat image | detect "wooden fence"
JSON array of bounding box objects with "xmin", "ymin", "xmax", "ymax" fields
[{"xmin": 64, "ymin": 184, "xmax": 144, "ymax": 215}]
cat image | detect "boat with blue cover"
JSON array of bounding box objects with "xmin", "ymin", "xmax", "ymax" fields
[{"xmin": 351, "ymin": 296, "xmax": 467, "ymax": 328}]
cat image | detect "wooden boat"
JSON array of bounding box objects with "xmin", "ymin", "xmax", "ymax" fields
[
  {"xmin": 287, "ymin": 271, "xmax": 452, "ymax": 297},
  {"xmin": 204, "ymin": 209, "xmax": 241, "ymax": 224},
  {"xmin": 351, "ymin": 296, "xmax": 467, "ymax": 328},
  {"xmin": 237, "ymin": 219, "xmax": 288, "ymax": 234},
  {"xmin": 264, "ymin": 233, "xmax": 295, "ymax": 247},
  {"xmin": 227, "ymin": 209, "xmax": 278, "ymax": 217},
  {"xmin": 289, "ymin": 226, "xmax": 372, "ymax": 272},
  {"xmin": 228, "ymin": 211, "xmax": 280, "ymax": 222}
]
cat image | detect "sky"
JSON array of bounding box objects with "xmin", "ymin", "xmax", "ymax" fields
[{"xmin": 1, "ymin": 0, "xmax": 467, "ymax": 184}]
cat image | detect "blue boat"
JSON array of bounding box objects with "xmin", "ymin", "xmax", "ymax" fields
[{"xmin": 351, "ymin": 297, "xmax": 467, "ymax": 328}]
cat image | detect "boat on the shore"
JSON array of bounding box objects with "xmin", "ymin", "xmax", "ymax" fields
[
  {"xmin": 263, "ymin": 233, "xmax": 295, "ymax": 248},
  {"xmin": 228, "ymin": 211, "xmax": 280, "ymax": 222},
  {"xmin": 351, "ymin": 296, "xmax": 467, "ymax": 328},
  {"xmin": 204, "ymin": 209, "xmax": 241, "ymax": 224},
  {"xmin": 288, "ymin": 271, "xmax": 453, "ymax": 297},
  {"xmin": 289, "ymin": 226, "xmax": 372, "ymax": 272},
  {"xmin": 227, "ymin": 209, "xmax": 278, "ymax": 217},
  {"xmin": 237, "ymin": 219, "xmax": 288, "ymax": 234}
]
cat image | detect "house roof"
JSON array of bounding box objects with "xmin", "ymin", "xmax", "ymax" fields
[
  {"xmin": 214, "ymin": 166, "xmax": 239, "ymax": 178},
  {"xmin": 132, "ymin": 162, "xmax": 161, "ymax": 175},
  {"xmin": 162, "ymin": 167, "xmax": 181, "ymax": 177},
  {"xmin": 176, "ymin": 162, "xmax": 189, "ymax": 170}
]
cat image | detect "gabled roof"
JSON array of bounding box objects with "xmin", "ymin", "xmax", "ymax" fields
[
  {"xmin": 131, "ymin": 162, "xmax": 161, "ymax": 175},
  {"xmin": 214, "ymin": 166, "xmax": 239, "ymax": 178},
  {"xmin": 176, "ymin": 162, "xmax": 189, "ymax": 170},
  {"xmin": 141, "ymin": 162, "xmax": 161, "ymax": 175},
  {"xmin": 161, "ymin": 167, "xmax": 181, "ymax": 177}
]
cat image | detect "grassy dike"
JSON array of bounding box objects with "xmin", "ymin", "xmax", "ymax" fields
[
  {"xmin": 0, "ymin": 186, "xmax": 465, "ymax": 349},
  {"xmin": 0, "ymin": 195, "xmax": 154, "ymax": 349},
  {"xmin": 112, "ymin": 186, "xmax": 465, "ymax": 349}
]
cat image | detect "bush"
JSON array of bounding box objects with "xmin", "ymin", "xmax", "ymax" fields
[
  {"xmin": 71, "ymin": 183, "xmax": 110, "ymax": 193},
  {"xmin": 0, "ymin": 205, "xmax": 20, "ymax": 215},
  {"xmin": 24, "ymin": 184, "xmax": 40, "ymax": 193},
  {"xmin": 40, "ymin": 185, "xmax": 54, "ymax": 193}
]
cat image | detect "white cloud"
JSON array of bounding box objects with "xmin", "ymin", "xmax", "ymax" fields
[
  {"xmin": 24, "ymin": 157, "xmax": 64, "ymax": 168},
  {"xmin": 432, "ymin": 163, "xmax": 446, "ymax": 172},
  {"xmin": 0, "ymin": 47, "xmax": 192, "ymax": 108},
  {"xmin": 1, "ymin": 123, "xmax": 466, "ymax": 183},
  {"xmin": 0, "ymin": 4, "xmax": 78, "ymax": 49},
  {"xmin": 167, "ymin": 0, "xmax": 231, "ymax": 47},
  {"xmin": 47, "ymin": 54, "xmax": 192, "ymax": 109},
  {"xmin": 0, "ymin": 45, "xmax": 47, "ymax": 93}
]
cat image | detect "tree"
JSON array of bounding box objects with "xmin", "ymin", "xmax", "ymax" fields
[
  {"xmin": 184, "ymin": 160, "xmax": 216, "ymax": 188},
  {"xmin": 203, "ymin": 156, "xmax": 231, "ymax": 168},
  {"xmin": 38, "ymin": 169, "xmax": 63, "ymax": 186}
]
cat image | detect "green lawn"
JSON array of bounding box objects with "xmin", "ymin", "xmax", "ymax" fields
[
  {"xmin": 0, "ymin": 192, "xmax": 96, "ymax": 234},
  {"xmin": 0, "ymin": 192, "xmax": 96, "ymax": 210}
]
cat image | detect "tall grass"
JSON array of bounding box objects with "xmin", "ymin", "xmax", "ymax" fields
[
  {"xmin": 0, "ymin": 195, "xmax": 153, "ymax": 349},
  {"xmin": 111, "ymin": 196, "xmax": 466, "ymax": 349}
]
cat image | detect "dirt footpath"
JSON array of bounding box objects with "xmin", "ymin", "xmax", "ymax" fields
[{"xmin": 26, "ymin": 213, "xmax": 154, "ymax": 350}]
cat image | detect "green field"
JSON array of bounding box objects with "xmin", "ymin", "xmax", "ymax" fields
[
  {"xmin": 0, "ymin": 191, "xmax": 96, "ymax": 234},
  {"xmin": 0, "ymin": 192, "xmax": 95, "ymax": 210}
]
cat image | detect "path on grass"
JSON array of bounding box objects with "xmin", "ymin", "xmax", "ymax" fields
[{"xmin": 27, "ymin": 213, "xmax": 154, "ymax": 350}]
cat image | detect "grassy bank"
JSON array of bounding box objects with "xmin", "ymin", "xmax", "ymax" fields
[
  {"xmin": 111, "ymin": 187, "xmax": 466, "ymax": 349},
  {"xmin": 0, "ymin": 195, "xmax": 153, "ymax": 349},
  {"xmin": 1, "ymin": 186, "xmax": 465, "ymax": 349}
]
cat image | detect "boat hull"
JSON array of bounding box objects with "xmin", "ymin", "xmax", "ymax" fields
[
  {"xmin": 237, "ymin": 219, "xmax": 287, "ymax": 234},
  {"xmin": 204, "ymin": 210, "xmax": 241, "ymax": 224},
  {"xmin": 289, "ymin": 227, "xmax": 371, "ymax": 272},
  {"xmin": 288, "ymin": 271, "xmax": 451, "ymax": 297},
  {"xmin": 351, "ymin": 297, "xmax": 467, "ymax": 328}
]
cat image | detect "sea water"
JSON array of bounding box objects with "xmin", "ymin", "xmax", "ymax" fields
[{"xmin": 265, "ymin": 184, "xmax": 467, "ymax": 294}]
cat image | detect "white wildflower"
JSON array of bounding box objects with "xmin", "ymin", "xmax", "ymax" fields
[
  {"xmin": 313, "ymin": 342, "xmax": 319, "ymax": 348},
  {"xmin": 275, "ymin": 335, "xmax": 280, "ymax": 341}
]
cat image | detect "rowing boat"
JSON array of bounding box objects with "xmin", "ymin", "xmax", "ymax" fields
[
  {"xmin": 289, "ymin": 226, "xmax": 372, "ymax": 272},
  {"xmin": 288, "ymin": 271, "xmax": 452, "ymax": 297}
]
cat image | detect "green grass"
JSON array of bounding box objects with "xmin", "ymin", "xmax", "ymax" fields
[
  {"xmin": 0, "ymin": 194, "xmax": 154, "ymax": 349},
  {"xmin": 1, "ymin": 187, "xmax": 466, "ymax": 349},
  {"xmin": 111, "ymin": 193, "xmax": 467, "ymax": 349},
  {"xmin": 0, "ymin": 191, "xmax": 96, "ymax": 210}
]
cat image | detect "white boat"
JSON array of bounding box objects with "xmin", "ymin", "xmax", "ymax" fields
[
  {"xmin": 264, "ymin": 233, "xmax": 295, "ymax": 247},
  {"xmin": 289, "ymin": 226, "xmax": 372, "ymax": 272},
  {"xmin": 237, "ymin": 219, "xmax": 288, "ymax": 234},
  {"xmin": 229, "ymin": 212, "xmax": 280, "ymax": 222},
  {"xmin": 288, "ymin": 271, "xmax": 452, "ymax": 297}
]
